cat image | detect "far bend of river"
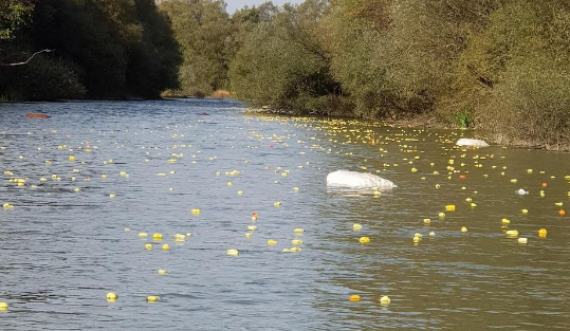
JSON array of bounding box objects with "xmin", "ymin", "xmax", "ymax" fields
[{"xmin": 0, "ymin": 99, "xmax": 569, "ymax": 331}]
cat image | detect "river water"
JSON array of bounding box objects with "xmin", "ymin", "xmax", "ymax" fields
[{"xmin": 0, "ymin": 99, "xmax": 569, "ymax": 330}]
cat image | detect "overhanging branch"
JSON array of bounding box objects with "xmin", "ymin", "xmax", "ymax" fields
[{"xmin": 0, "ymin": 49, "xmax": 55, "ymax": 67}]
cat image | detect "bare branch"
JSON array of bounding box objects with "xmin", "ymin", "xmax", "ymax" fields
[{"xmin": 1, "ymin": 49, "xmax": 55, "ymax": 67}]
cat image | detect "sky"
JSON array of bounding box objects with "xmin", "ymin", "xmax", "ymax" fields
[{"xmin": 225, "ymin": 0, "xmax": 304, "ymax": 14}]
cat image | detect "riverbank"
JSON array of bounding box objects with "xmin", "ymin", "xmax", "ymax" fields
[{"xmin": 243, "ymin": 106, "xmax": 570, "ymax": 152}]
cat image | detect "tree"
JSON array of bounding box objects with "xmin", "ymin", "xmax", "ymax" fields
[
  {"xmin": 229, "ymin": 0, "xmax": 340, "ymax": 113},
  {"xmin": 0, "ymin": 0, "xmax": 34, "ymax": 40},
  {"xmin": 160, "ymin": 0, "xmax": 233, "ymax": 96}
]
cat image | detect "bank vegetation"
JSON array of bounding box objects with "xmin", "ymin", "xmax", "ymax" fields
[{"xmin": 1, "ymin": 0, "xmax": 569, "ymax": 149}]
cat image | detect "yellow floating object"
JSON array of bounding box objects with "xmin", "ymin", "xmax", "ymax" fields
[
  {"xmin": 273, "ymin": 202, "xmax": 282, "ymax": 207},
  {"xmin": 292, "ymin": 239, "xmax": 303, "ymax": 245},
  {"xmin": 435, "ymin": 184, "xmax": 441, "ymax": 189},
  {"xmin": 153, "ymin": 233, "xmax": 163, "ymax": 240},
  {"xmin": 3, "ymin": 171, "xmax": 13, "ymax": 176},
  {"xmin": 293, "ymin": 187, "xmax": 300, "ymax": 192},
  {"xmin": 73, "ymin": 188, "xmax": 80, "ymax": 193},
  {"xmin": 522, "ymin": 209, "xmax": 529, "ymax": 215},
  {"xmin": 293, "ymin": 228, "xmax": 304, "ymax": 234},
  {"xmin": 445, "ymin": 205, "xmax": 455, "ymax": 212},
  {"xmin": 146, "ymin": 296, "xmax": 161, "ymax": 302},
  {"xmin": 413, "ymin": 236, "xmax": 421, "ymax": 243},
  {"xmin": 106, "ymin": 292, "xmax": 118, "ymax": 301},
  {"xmin": 423, "ymin": 219, "xmax": 431, "ymax": 225},
  {"xmin": 470, "ymin": 203, "xmax": 477, "ymax": 208},
  {"xmin": 145, "ymin": 243, "xmax": 153, "ymax": 250},
  {"xmin": 379, "ymin": 296, "xmax": 391, "ymax": 305},
  {"xmin": 506, "ymin": 230, "xmax": 519, "ymax": 238},
  {"xmin": 0, "ymin": 302, "xmax": 8, "ymax": 311},
  {"xmin": 359, "ymin": 237, "xmax": 371, "ymax": 244},
  {"xmin": 124, "ymin": 227, "xmax": 130, "ymax": 232},
  {"xmin": 227, "ymin": 249, "xmax": 239, "ymax": 256},
  {"xmin": 247, "ymin": 225, "xmax": 257, "ymax": 231},
  {"xmin": 538, "ymin": 228, "xmax": 547, "ymax": 238},
  {"xmin": 158, "ymin": 269, "xmax": 168, "ymax": 275},
  {"xmin": 245, "ymin": 232, "xmax": 253, "ymax": 238},
  {"xmin": 174, "ymin": 234, "xmax": 186, "ymax": 241},
  {"xmin": 438, "ymin": 212, "xmax": 445, "ymax": 219},
  {"xmin": 518, "ymin": 238, "xmax": 528, "ymax": 244},
  {"xmin": 267, "ymin": 239, "xmax": 277, "ymax": 245},
  {"xmin": 69, "ymin": 155, "xmax": 75, "ymax": 161},
  {"xmin": 139, "ymin": 232, "xmax": 148, "ymax": 237},
  {"xmin": 555, "ymin": 202, "xmax": 564, "ymax": 207},
  {"xmin": 162, "ymin": 244, "xmax": 169, "ymax": 250},
  {"xmin": 3, "ymin": 203, "xmax": 14, "ymax": 209},
  {"xmin": 289, "ymin": 247, "xmax": 301, "ymax": 252},
  {"xmin": 237, "ymin": 190, "xmax": 243, "ymax": 195},
  {"xmin": 353, "ymin": 223, "xmax": 363, "ymax": 231},
  {"xmin": 101, "ymin": 174, "xmax": 108, "ymax": 179},
  {"xmin": 461, "ymin": 226, "xmax": 468, "ymax": 233},
  {"xmin": 429, "ymin": 231, "xmax": 435, "ymax": 236},
  {"xmin": 465, "ymin": 198, "xmax": 472, "ymax": 203},
  {"xmin": 510, "ymin": 179, "xmax": 517, "ymax": 184},
  {"xmin": 227, "ymin": 182, "xmax": 233, "ymax": 186},
  {"xmin": 191, "ymin": 208, "xmax": 201, "ymax": 215},
  {"xmin": 411, "ymin": 168, "xmax": 418, "ymax": 173},
  {"xmin": 501, "ymin": 218, "xmax": 510, "ymax": 224},
  {"xmin": 349, "ymin": 295, "xmax": 361, "ymax": 302}
]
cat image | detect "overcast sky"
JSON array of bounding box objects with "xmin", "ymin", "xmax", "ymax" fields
[{"xmin": 225, "ymin": 0, "xmax": 303, "ymax": 14}]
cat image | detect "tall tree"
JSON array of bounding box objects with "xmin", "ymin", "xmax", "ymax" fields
[
  {"xmin": 229, "ymin": 0, "xmax": 340, "ymax": 113},
  {"xmin": 160, "ymin": 0, "xmax": 233, "ymax": 97}
]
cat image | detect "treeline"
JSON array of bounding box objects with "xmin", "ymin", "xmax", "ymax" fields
[
  {"xmin": 158, "ymin": 0, "xmax": 570, "ymax": 147},
  {"xmin": 2, "ymin": 0, "xmax": 570, "ymax": 147},
  {"xmin": 0, "ymin": 0, "xmax": 180, "ymax": 100}
]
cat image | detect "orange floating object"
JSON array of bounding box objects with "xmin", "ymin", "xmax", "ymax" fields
[
  {"xmin": 459, "ymin": 175, "xmax": 466, "ymax": 180},
  {"xmin": 559, "ymin": 209, "xmax": 566, "ymax": 216},
  {"xmin": 26, "ymin": 113, "xmax": 50, "ymax": 119},
  {"xmin": 541, "ymin": 182, "xmax": 548, "ymax": 188},
  {"xmin": 349, "ymin": 295, "xmax": 361, "ymax": 302}
]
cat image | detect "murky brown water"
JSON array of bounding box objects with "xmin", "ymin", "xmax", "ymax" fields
[{"xmin": 0, "ymin": 99, "xmax": 569, "ymax": 330}]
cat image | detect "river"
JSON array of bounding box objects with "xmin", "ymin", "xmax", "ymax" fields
[{"xmin": 0, "ymin": 99, "xmax": 569, "ymax": 330}]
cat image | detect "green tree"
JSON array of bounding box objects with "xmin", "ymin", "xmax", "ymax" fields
[
  {"xmin": 160, "ymin": 0, "xmax": 233, "ymax": 97},
  {"xmin": 0, "ymin": 0, "xmax": 34, "ymax": 40},
  {"xmin": 30, "ymin": 0, "xmax": 180, "ymax": 99},
  {"xmin": 126, "ymin": 0, "xmax": 182, "ymax": 98},
  {"xmin": 229, "ymin": 0, "xmax": 340, "ymax": 113}
]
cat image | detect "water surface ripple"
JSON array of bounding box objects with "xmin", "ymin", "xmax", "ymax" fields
[{"xmin": 0, "ymin": 99, "xmax": 569, "ymax": 330}]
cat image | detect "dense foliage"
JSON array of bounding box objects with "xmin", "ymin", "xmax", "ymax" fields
[
  {"xmin": 1, "ymin": 0, "xmax": 569, "ymax": 147},
  {"xmin": 0, "ymin": 0, "xmax": 180, "ymax": 100}
]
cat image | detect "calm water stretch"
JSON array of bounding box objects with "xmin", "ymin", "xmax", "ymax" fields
[{"xmin": 0, "ymin": 99, "xmax": 569, "ymax": 330}]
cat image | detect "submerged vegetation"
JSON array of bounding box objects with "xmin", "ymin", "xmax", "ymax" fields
[{"xmin": 1, "ymin": 0, "xmax": 570, "ymax": 148}]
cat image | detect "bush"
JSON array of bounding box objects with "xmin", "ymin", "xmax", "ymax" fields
[{"xmin": 1, "ymin": 55, "xmax": 85, "ymax": 101}]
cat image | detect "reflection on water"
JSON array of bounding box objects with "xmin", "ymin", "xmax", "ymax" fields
[{"xmin": 0, "ymin": 99, "xmax": 569, "ymax": 330}]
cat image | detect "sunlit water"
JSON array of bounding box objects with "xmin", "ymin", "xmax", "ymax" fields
[{"xmin": 0, "ymin": 99, "xmax": 569, "ymax": 330}]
